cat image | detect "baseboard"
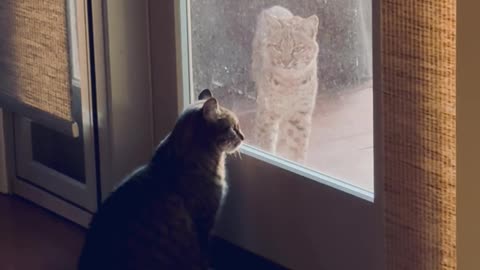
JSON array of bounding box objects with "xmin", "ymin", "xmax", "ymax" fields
[{"xmin": 13, "ymin": 180, "xmax": 92, "ymax": 228}]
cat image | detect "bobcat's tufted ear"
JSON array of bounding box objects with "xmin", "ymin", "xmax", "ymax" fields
[
  {"xmin": 202, "ymin": 98, "xmax": 219, "ymax": 122},
  {"xmin": 198, "ymin": 89, "xmax": 213, "ymax": 100},
  {"xmin": 304, "ymin": 15, "xmax": 319, "ymax": 38},
  {"xmin": 265, "ymin": 14, "xmax": 283, "ymax": 30}
]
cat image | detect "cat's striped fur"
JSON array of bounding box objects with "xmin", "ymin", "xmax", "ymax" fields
[
  {"xmin": 252, "ymin": 6, "xmax": 319, "ymax": 163},
  {"xmin": 78, "ymin": 89, "xmax": 244, "ymax": 270}
]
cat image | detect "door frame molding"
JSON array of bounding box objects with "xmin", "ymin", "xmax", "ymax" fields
[{"xmin": 94, "ymin": 0, "xmax": 155, "ymax": 201}]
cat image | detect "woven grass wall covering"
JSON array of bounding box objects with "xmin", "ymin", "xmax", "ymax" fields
[
  {"xmin": 382, "ymin": 0, "xmax": 456, "ymax": 269},
  {"xmin": 0, "ymin": 0, "xmax": 73, "ymax": 121}
]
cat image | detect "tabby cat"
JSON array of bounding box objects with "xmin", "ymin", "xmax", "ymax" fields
[
  {"xmin": 252, "ymin": 6, "xmax": 319, "ymax": 163},
  {"xmin": 78, "ymin": 89, "xmax": 244, "ymax": 270}
]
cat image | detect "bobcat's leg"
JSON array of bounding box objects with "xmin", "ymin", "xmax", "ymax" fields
[
  {"xmin": 253, "ymin": 103, "xmax": 282, "ymax": 154},
  {"xmin": 278, "ymin": 106, "xmax": 314, "ymax": 164}
]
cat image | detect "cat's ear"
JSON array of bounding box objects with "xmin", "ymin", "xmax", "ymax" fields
[
  {"xmin": 198, "ymin": 89, "xmax": 213, "ymax": 100},
  {"xmin": 202, "ymin": 98, "xmax": 219, "ymax": 122},
  {"xmin": 265, "ymin": 14, "xmax": 282, "ymax": 30},
  {"xmin": 304, "ymin": 15, "xmax": 319, "ymax": 38}
]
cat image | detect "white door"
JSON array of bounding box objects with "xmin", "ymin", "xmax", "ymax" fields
[
  {"xmin": 13, "ymin": 0, "xmax": 98, "ymax": 212},
  {"xmin": 150, "ymin": 1, "xmax": 384, "ymax": 269}
]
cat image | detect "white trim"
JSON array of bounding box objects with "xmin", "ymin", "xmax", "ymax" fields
[
  {"xmin": 97, "ymin": 0, "xmax": 154, "ymax": 199},
  {"xmin": 14, "ymin": 179, "xmax": 92, "ymax": 228},
  {"xmin": 67, "ymin": 0, "xmax": 81, "ymax": 83},
  {"xmin": 240, "ymin": 145, "xmax": 374, "ymax": 202},
  {"xmin": 175, "ymin": 0, "xmax": 193, "ymax": 113}
]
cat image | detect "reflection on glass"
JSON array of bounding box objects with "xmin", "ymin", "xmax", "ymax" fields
[
  {"xmin": 190, "ymin": 1, "xmax": 373, "ymax": 191},
  {"xmin": 31, "ymin": 121, "xmax": 86, "ymax": 183}
]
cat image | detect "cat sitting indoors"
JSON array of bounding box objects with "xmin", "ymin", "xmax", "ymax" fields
[{"xmin": 78, "ymin": 89, "xmax": 244, "ymax": 270}]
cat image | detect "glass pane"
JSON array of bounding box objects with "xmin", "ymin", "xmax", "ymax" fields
[
  {"xmin": 189, "ymin": 0, "xmax": 373, "ymax": 191},
  {"xmin": 31, "ymin": 0, "xmax": 85, "ymax": 183},
  {"xmin": 31, "ymin": 88, "xmax": 86, "ymax": 183}
]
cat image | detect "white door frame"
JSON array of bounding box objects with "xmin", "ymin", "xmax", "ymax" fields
[
  {"xmin": 148, "ymin": 1, "xmax": 385, "ymax": 269},
  {"xmin": 0, "ymin": 0, "xmax": 155, "ymax": 227},
  {"xmin": 93, "ymin": 0, "xmax": 155, "ymax": 201}
]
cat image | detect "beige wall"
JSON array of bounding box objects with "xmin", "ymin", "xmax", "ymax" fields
[
  {"xmin": 0, "ymin": 109, "xmax": 9, "ymax": 193},
  {"xmin": 457, "ymin": 1, "xmax": 480, "ymax": 270}
]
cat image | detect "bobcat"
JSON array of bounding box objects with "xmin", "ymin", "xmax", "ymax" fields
[{"xmin": 252, "ymin": 6, "xmax": 319, "ymax": 163}]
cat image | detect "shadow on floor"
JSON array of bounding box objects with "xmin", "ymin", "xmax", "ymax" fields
[{"xmin": 0, "ymin": 194, "xmax": 85, "ymax": 269}]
